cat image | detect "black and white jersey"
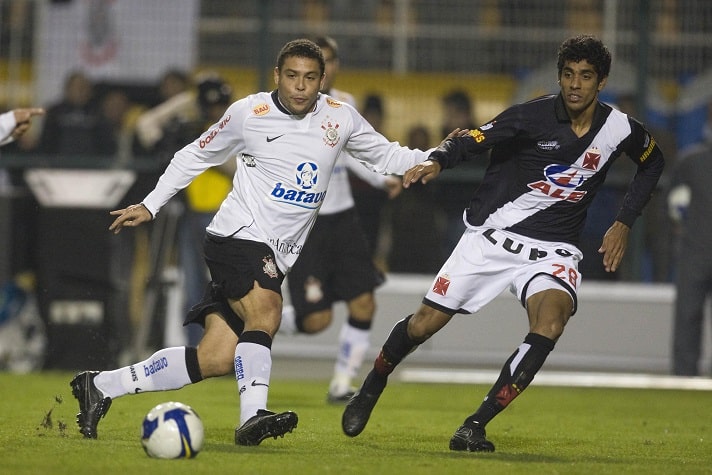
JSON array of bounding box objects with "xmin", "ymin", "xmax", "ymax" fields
[
  {"xmin": 430, "ymin": 94, "xmax": 665, "ymax": 246},
  {"xmin": 142, "ymin": 90, "xmax": 430, "ymax": 273}
]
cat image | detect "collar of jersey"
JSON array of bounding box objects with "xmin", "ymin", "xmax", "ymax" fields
[{"xmin": 271, "ymin": 90, "xmax": 319, "ymax": 116}]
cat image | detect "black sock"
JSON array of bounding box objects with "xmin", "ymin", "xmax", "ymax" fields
[
  {"xmin": 362, "ymin": 315, "xmax": 417, "ymax": 394},
  {"xmin": 347, "ymin": 315, "xmax": 372, "ymax": 330},
  {"xmin": 374, "ymin": 315, "xmax": 417, "ymax": 376},
  {"xmin": 185, "ymin": 346, "xmax": 203, "ymax": 383},
  {"xmin": 465, "ymin": 333, "xmax": 555, "ymax": 427}
]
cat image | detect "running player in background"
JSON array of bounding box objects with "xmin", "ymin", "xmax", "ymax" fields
[
  {"xmin": 279, "ymin": 36, "xmax": 403, "ymax": 403},
  {"xmin": 69, "ymin": 38, "xmax": 457, "ymax": 447},
  {"xmin": 342, "ymin": 35, "xmax": 665, "ymax": 452}
]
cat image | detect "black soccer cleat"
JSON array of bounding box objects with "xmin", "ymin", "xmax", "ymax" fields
[
  {"xmin": 341, "ymin": 390, "xmax": 381, "ymax": 437},
  {"xmin": 449, "ymin": 423, "xmax": 496, "ymax": 452},
  {"xmin": 234, "ymin": 409, "xmax": 298, "ymax": 446},
  {"xmin": 70, "ymin": 371, "xmax": 112, "ymax": 439}
]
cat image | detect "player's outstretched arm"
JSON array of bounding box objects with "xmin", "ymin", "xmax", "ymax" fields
[
  {"xmin": 598, "ymin": 220, "xmax": 629, "ymax": 273},
  {"xmin": 109, "ymin": 203, "xmax": 152, "ymax": 234}
]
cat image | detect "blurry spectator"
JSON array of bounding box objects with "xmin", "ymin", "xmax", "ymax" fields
[
  {"xmin": 98, "ymin": 89, "xmax": 135, "ymax": 162},
  {"xmin": 133, "ymin": 73, "xmax": 235, "ymax": 346},
  {"xmin": 434, "ymin": 89, "xmax": 481, "ymax": 258},
  {"xmin": 388, "ymin": 124, "xmax": 443, "ymax": 273},
  {"xmin": 37, "ymin": 71, "xmax": 117, "ymax": 157},
  {"xmin": 134, "ymin": 71, "xmax": 195, "ymax": 161},
  {"xmin": 610, "ymin": 93, "xmax": 677, "ymax": 282},
  {"xmin": 350, "ymin": 93, "xmax": 390, "ymax": 266},
  {"xmin": 668, "ymin": 118, "xmax": 712, "ymax": 376},
  {"xmin": 155, "ymin": 69, "xmax": 191, "ymax": 107}
]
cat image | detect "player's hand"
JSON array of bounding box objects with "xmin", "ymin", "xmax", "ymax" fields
[
  {"xmin": 384, "ymin": 175, "xmax": 403, "ymax": 199},
  {"xmin": 598, "ymin": 221, "xmax": 629, "ymax": 272},
  {"xmin": 441, "ymin": 127, "xmax": 470, "ymax": 145},
  {"xmin": 402, "ymin": 160, "xmax": 442, "ymax": 188},
  {"xmin": 109, "ymin": 203, "xmax": 152, "ymax": 234},
  {"xmin": 11, "ymin": 108, "xmax": 44, "ymax": 140},
  {"xmin": 13, "ymin": 108, "xmax": 45, "ymax": 124}
]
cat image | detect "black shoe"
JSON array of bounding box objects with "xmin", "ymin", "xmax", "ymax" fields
[
  {"xmin": 70, "ymin": 371, "xmax": 112, "ymax": 439},
  {"xmin": 341, "ymin": 390, "xmax": 381, "ymax": 437},
  {"xmin": 234, "ymin": 409, "xmax": 298, "ymax": 446},
  {"xmin": 449, "ymin": 423, "xmax": 495, "ymax": 452},
  {"xmin": 327, "ymin": 389, "xmax": 356, "ymax": 405}
]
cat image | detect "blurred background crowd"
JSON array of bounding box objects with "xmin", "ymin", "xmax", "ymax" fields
[{"xmin": 0, "ymin": 0, "xmax": 710, "ymax": 373}]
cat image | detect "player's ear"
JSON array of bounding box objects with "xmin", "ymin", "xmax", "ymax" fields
[
  {"xmin": 273, "ymin": 67, "xmax": 280, "ymax": 86},
  {"xmin": 597, "ymin": 76, "xmax": 608, "ymax": 91}
]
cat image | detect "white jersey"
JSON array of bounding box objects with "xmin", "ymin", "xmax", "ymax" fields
[
  {"xmin": 319, "ymin": 88, "xmax": 389, "ymax": 215},
  {"xmin": 142, "ymin": 90, "xmax": 430, "ymax": 273},
  {"xmin": 0, "ymin": 111, "xmax": 17, "ymax": 145}
]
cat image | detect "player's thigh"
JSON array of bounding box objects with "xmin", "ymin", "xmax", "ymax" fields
[
  {"xmin": 228, "ymin": 283, "xmax": 283, "ymax": 335},
  {"xmin": 525, "ymin": 287, "xmax": 572, "ymax": 340}
]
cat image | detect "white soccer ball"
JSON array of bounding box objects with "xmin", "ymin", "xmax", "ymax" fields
[{"xmin": 141, "ymin": 401, "xmax": 204, "ymax": 459}]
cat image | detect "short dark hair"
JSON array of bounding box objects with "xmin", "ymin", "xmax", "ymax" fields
[
  {"xmin": 557, "ymin": 35, "xmax": 611, "ymax": 80},
  {"xmin": 276, "ymin": 39, "xmax": 325, "ymax": 76},
  {"xmin": 312, "ymin": 36, "xmax": 339, "ymax": 59}
]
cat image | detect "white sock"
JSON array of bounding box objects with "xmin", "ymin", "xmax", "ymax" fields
[
  {"xmin": 278, "ymin": 304, "xmax": 297, "ymax": 335},
  {"xmin": 94, "ymin": 347, "xmax": 192, "ymax": 399},
  {"xmin": 330, "ymin": 323, "xmax": 370, "ymax": 396},
  {"xmin": 235, "ymin": 341, "xmax": 272, "ymax": 426}
]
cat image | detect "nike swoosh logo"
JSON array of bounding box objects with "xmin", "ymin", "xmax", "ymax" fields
[
  {"xmin": 266, "ymin": 134, "xmax": 285, "ymax": 142},
  {"xmin": 251, "ymin": 380, "xmax": 269, "ymax": 387}
]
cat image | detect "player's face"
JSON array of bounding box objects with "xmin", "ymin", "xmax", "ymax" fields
[
  {"xmin": 274, "ymin": 56, "xmax": 325, "ymax": 115},
  {"xmin": 558, "ymin": 60, "xmax": 607, "ymax": 118}
]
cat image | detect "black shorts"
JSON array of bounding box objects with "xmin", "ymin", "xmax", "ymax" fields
[
  {"xmin": 183, "ymin": 234, "xmax": 285, "ymax": 336},
  {"xmin": 287, "ymin": 208, "xmax": 382, "ymax": 319}
]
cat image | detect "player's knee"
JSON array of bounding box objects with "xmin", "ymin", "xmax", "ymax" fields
[
  {"xmin": 300, "ymin": 309, "xmax": 332, "ymax": 334},
  {"xmin": 531, "ymin": 319, "xmax": 567, "ymax": 341},
  {"xmin": 348, "ymin": 292, "xmax": 376, "ymax": 319},
  {"xmin": 408, "ymin": 306, "xmax": 451, "ymax": 343}
]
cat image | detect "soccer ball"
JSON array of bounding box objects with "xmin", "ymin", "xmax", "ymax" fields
[{"xmin": 141, "ymin": 401, "xmax": 204, "ymax": 459}]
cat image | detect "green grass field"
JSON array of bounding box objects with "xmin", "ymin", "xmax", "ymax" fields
[{"xmin": 1, "ymin": 370, "xmax": 710, "ymax": 474}]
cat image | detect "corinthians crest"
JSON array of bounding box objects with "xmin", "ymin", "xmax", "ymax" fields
[
  {"xmin": 262, "ymin": 256, "xmax": 279, "ymax": 278},
  {"xmin": 321, "ymin": 117, "xmax": 340, "ymax": 147}
]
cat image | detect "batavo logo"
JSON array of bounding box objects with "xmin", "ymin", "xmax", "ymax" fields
[{"xmin": 269, "ymin": 161, "xmax": 326, "ymax": 209}]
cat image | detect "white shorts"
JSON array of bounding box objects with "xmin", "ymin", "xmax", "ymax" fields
[{"xmin": 423, "ymin": 227, "xmax": 583, "ymax": 315}]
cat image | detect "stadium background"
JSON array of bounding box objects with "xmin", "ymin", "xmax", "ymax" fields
[{"xmin": 0, "ymin": 0, "xmax": 710, "ymax": 374}]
